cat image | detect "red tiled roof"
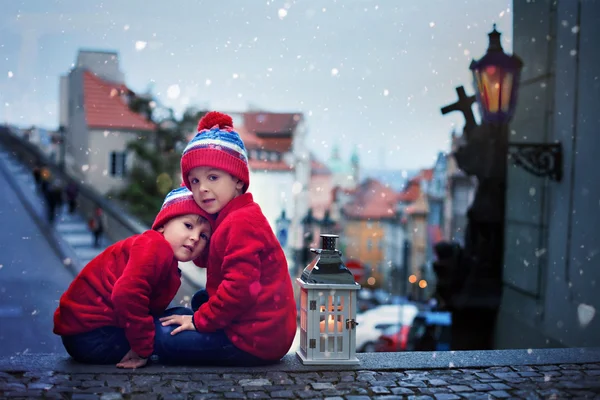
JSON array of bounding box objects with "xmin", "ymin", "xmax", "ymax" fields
[
  {"xmin": 260, "ymin": 137, "xmax": 293, "ymax": 153},
  {"xmin": 311, "ymin": 158, "xmax": 331, "ymax": 175},
  {"xmin": 236, "ymin": 124, "xmax": 293, "ymax": 153},
  {"xmin": 243, "ymin": 112, "xmax": 302, "ymax": 136},
  {"xmin": 83, "ymin": 71, "xmax": 155, "ymax": 131},
  {"xmin": 249, "ymin": 159, "xmax": 294, "ymax": 171},
  {"xmin": 397, "ymin": 181, "xmax": 421, "ymax": 203},
  {"xmin": 343, "ymin": 178, "xmax": 398, "ymax": 219},
  {"xmin": 397, "ymin": 167, "xmax": 434, "ymax": 203},
  {"xmin": 422, "ymin": 168, "xmax": 434, "ymax": 181}
]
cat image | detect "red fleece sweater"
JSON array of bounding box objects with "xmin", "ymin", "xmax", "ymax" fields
[
  {"xmin": 53, "ymin": 230, "xmax": 181, "ymax": 358},
  {"xmin": 192, "ymin": 193, "xmax": 297, "ymax": 361}
]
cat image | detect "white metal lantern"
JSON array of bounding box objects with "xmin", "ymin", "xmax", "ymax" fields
[{"xmin": 297, "ymin": 234, "xmax": 361, "ymax": 365}]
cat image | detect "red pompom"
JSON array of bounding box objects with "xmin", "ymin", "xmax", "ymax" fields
[{"xmin": 197, "ymin": 111, "xmax": 233, "ymax": 131}]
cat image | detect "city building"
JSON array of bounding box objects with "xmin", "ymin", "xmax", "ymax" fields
[
  {"xmin": 59, "ymin": 50, "xmax": 155, "ymax": 194},
  {"xmin": 443, "ymin": 132, "xmax": 477, "ymax": 245},
  {"xmin": 341, "ymin": 178, "xmax": 398, "ymax": 288},
  {"xmin": 496, "ymin": 0, "xmax": 600, "ymax": 348}
]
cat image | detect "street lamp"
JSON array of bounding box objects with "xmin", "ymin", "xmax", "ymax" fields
[
  {"xmin": 435, "ymin": 24, "xmax": 563, "ymax": 351},
  {"xmin": 275, "ymin": 209, "xmax": 291, "ymax": 248},
  {"xmin": 58, "ymin": 125, "xmax": 66, "ymax": 171},
  {"xmin": 469, "ymin": 24, "xmax": 522, "ymax": 124},
  {"xmin": 320, "ymin": 208, "xmax": 336, "ymax": 233}
]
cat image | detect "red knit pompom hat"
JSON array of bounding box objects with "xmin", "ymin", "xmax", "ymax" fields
[
  {"xmin": 152, "ymin": 186, "xmax": 214, "ymax": 230},
  {"xmin": 180, "ymin": 111, "xmax": 249, "ymax": 192}
]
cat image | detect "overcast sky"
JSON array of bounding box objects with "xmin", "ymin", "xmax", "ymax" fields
[{"xmin": 0, "ymin": 0, "xmax": 512, "ymax": 171}]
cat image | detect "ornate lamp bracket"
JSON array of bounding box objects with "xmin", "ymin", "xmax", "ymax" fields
[{"xmin": 507, "ymin": 142, "xmax": 563, "ymax": 182}]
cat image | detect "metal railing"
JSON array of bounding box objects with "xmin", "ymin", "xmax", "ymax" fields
[{"xmin": 0, "ymin": 125, "xmax": 148, "ymax": 243}]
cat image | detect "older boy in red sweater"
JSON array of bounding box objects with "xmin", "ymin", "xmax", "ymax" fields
[
  {"xmin": 53, "ymin": 186, "xmax": 212, "ymax": 368},
  {"xmin": 159, "ymin": 112, "xmax": 297, "ymax": 366}
]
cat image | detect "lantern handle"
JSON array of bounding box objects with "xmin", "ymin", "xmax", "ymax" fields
[{"xmin": 311, "ymin": 248, "xmax": 342, "ymax": 255}]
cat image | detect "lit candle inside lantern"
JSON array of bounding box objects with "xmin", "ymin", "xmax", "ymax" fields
[{"xmin": 320, "ymin": 315, "xmax": 343, "ymax": 333}]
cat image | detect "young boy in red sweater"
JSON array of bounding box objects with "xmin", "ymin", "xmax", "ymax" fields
[
  {"xmin": 53, "ymin": 186, "xmax": 213, "ymax": 369},
  {"xmin": 158, "ymin": 111, "xmax": 297, "ymax": 366}
]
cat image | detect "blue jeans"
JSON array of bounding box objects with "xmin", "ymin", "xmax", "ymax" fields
[
  {"xmin": 153, "ymin": 291, "xmax": 275, "ymax": 366},
  {"xmin": 61, "ymin": 326, "xmax": 130, "ymax": 364},
  {"xmin": 60, "ymin": 308, "xmax": 194, "ymax": 365}
]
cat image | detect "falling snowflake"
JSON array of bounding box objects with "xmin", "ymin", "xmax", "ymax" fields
[
  {"xmin": 278, "ymin": 8, "xmax": 287, "ymax": 19},
  {"xmin": 167, "ymin": 84, "xmax": 180, "ymax": 99},
  {"xmin": 331, "ymin": 68, "xmax": 339, "ymax": 76},
  {"xmin": 205, "ymin": 79, "xmax": 212, "ymax": 86},
  {"xmin": 578, "ymin": 303, "xmax": 595, "ymax": 328},
  {"xmin": 383, "ymin": 89, "xmax": 389, "ymax": 96},
  {"xmin": 135, "ymin": 41, "xmax": 147, "ymax": 51},
  {"xmin": 7, "ymin": 71, "xmax": 13, "ymax": 78}
]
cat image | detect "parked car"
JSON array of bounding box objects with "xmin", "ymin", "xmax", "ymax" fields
[
  {"xmin": 355, "ymin": 304, "xmax": 419, "ymax": 352},
  {"xmin": 405, "ymin": 311, "xmax": 452, "ymax": 351},
  {"xmin": 374, "ymin": 323, "xmax": 411, "ymax": 352}
]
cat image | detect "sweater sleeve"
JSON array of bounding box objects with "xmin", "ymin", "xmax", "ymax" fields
[
  {"xmin": 111, "ymin": 232, "xmax": 174, "ymax": 357},
  {"xmin": 193, "ymin": 220, "xmax": 262, "ymax": 332}
]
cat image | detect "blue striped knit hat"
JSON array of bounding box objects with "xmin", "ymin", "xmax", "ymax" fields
[
  {"xmin": 180, "ymin": 111, "xmax": 249, "ymax": 192},
  {"xmin": 152, "ymin": 186, "xmax": 213, "ymax": 230}
]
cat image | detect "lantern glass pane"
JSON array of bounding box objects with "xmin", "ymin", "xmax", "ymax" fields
[
  {"xmin": 474, "ymin": 70, "xmax": 489, "ymax": 112},
  {"xmin": 481, "ymin": 66, "xmax": 501, "ymax": 113},
  {"xmin": 314, "ymin": 291, "xmax": 350, "ymax": 359},
  {"xmin": 501, "ymin": 72, "xmax": 513, "ymax": 112}
]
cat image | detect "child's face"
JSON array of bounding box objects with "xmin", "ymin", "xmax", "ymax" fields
[
  {"xmin": 187, "ymin": 166, "xmax": 244, "ymax": 214},
  {"xmin": 158, "ymin": 214, "xmax": 211, "ymax": 262}
]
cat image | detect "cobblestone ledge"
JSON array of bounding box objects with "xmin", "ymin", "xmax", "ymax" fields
[{"xmin": 1, "ymin": 348, "xmax": 599, "ymax": 399}]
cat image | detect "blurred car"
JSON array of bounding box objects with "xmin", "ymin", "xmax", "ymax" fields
[
  {"xmin": 374, "ymin": 323, "xmax": 411, "ymax": 352},
  {"xmin": 405, "ymin": 311, "xmax": 452, "ymax": 351},
  {"xmin": 355, "ymin": 304, "xmax": 419, "ymax": 352}
]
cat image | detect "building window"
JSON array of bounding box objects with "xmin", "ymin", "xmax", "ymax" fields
[{"xmin": 110, "ymin": 151, "xmax": 127, "ymax": 177}]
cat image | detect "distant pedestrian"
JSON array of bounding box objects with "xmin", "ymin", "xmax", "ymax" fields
[
  {"xmin": 88, "ymin": 207, "xmax": 105, "ymax": 248},
  {"xmin": 45, "ymin": 180, "xmax": 64, "ymax": 224},
  {"xmin": 65, "ymin": 181, "xmax": 79, "ymax": 214},
  {"xmin": 40, "ymin": 166, "xmax": 52, "ymax": 195},
  {"xmin": 32, "ymin": 164, "xmax": 42, "ymax": 188}
]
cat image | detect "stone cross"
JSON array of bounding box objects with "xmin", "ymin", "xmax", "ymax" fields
[{"xmin": 440, "ymin": 86, "xmax": 477, "ymax": 132}]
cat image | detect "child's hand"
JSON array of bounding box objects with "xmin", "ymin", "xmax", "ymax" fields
[
  {"xmin": 116, "ymin": 349, "xmax": 147, "ymax": 369},
  {"xmin": 159, "ymin": 314, "xmax": 196, "ymax": 335}
]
